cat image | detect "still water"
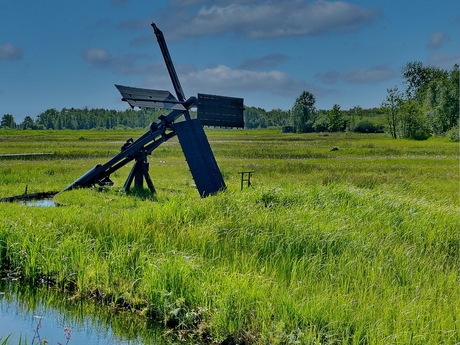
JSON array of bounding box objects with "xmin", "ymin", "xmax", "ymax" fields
[
  {"xmin": 19, "ymin": 199, "xmax": 57, "ymax": 207},
  {"xmin": 0, "ymin": 280, "xmax": 164, "ymax": 344}
]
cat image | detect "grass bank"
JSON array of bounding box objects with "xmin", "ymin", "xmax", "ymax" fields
[{"xmin": 0, "ymin": 130, "xmax": 459, "ymax": 344}]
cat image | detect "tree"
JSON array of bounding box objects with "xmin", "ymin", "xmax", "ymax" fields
[
  {"xmin": 400, "ymin": 99, "xmax": 430, "ymax": 140},
  {"xmin": 381, "ymin": 87, "xmax": 403, "ymax": 139},
  {"xmin": 1, "ymin": 114, "xmax": 16, "ymax": 128},
  {"xmin": 266, "ymin": 108, "xmax": 290, "ymax": 127},
  {"xmin": 327, "ymin": 104, "xmax": 345, "ymax": 132},
  {"xmin": 423, "ymin": 64, "xmax": 459, "ymax": 134},
  {"xmin": 244, "ymin": 106, "xmax": 268, "ymax": 129},
  {"xmin": 402, "ymin": 61, "xmax": 447, "ymax": 100},
  {"xmin": 397, "ymin": 61, "xmax": 459, "ymax": 136},
  {"xmin": 347, "ymin": 105, "xmax": 363, "ymax": 131},
  {"xmin": 36, "ymin": 109, "xmax": 59, "ymax": 129},
  {"xmin": 20, "ymin": 116, "xmax": 36, "ymax": 129},
  {"xmin": 291, "ymin": 91, "xmax": 316, "ymax": 132}
]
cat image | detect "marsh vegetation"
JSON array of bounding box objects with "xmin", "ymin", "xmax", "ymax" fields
[{"xmin": 0, "ymin": 130, "xmax": 459, "ymax": 344}]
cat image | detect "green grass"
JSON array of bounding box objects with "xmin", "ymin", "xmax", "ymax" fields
[
  {"xmin": 0, "ymin": 335, "xmax": 12, "ymax": 345},
  {"xmin": 0, "ymin": 130, "xmax": 459, "ymax": 344}
]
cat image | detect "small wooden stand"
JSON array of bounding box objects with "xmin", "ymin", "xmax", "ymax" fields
[{"xmin": 238, "ymin": 171, "xmax": 254, "ymax": 190}]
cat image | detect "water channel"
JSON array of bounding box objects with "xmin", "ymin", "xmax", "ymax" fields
[{"xmin": 0, "ymin": 279, "xmax": 165, "ymax": 344}]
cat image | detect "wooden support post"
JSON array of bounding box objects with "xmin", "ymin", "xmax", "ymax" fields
[{"xmin": 124, "ymin": 151, "xmax": 156, "ymax": 193}]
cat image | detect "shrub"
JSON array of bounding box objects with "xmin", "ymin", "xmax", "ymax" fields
[
  {"xmin": 313, "ymin": 119, "xmax": 328, "ymax": 132},
  {"xmin": 410, "ymin": 128, "xmax": 432, "ymax": 141},
  {"xmin": 448, "ymin": 126, "xmax": 459, "ymax": 142},
  {"xmin": 281, "ymin": 126, "xmax": 295, "ymax": 133},
  {"xmin": 353, "ymin": 121, "xmax": 384, "ymax": 133}
]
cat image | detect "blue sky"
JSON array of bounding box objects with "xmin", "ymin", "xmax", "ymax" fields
[{"xmin": 1, "ymin": 0, "xmax": 459, "ymax": 121}]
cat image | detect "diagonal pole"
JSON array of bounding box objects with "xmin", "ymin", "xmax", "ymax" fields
[
  {"xmin": 151, "ymin": 23, "xmax": 185, "ymax": 102},
  {"xmin": 151, "ymin": 22, "xmax": 191, "ymax": 121}
]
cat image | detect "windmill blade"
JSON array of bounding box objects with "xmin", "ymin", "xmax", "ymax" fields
[
  {"xmin": 151, "ymin": 23, "xmax": 186, "ymax": 102},
  {"xmin": 115, "ymin": 84, "xmax": 186, "ymax": 110},
  {"xmin": 197, "ymin": 93, "xmax": 244, "ymax": 128},
  {"xmin": 174, "ymin": 119, "xmax": 226, "ymax": 197}
]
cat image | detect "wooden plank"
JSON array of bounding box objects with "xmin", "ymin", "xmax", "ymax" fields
[{"xmin": 174, "ymin": 119, "xmax": 226, "ymax": 197}]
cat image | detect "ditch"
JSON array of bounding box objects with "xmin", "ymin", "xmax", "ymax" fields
[{"xmin": 0, "ymin": 280, "xmax": 166, "ymax": 345}]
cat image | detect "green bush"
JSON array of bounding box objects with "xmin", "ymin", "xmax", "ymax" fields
[
  {"xmin": 448, "ymin": 126, "xmax": 459, "ymax": 142},
  {"xmin": 313, "ymin": 118, "xmax": 328, "ymax": 132},
  {"xmin": 410, "ymin": 128, "xmax": 432, "ymax": 141},
  {"xmin": 353, "ymin": 121, "xmax": 384, "ymax": 133}
]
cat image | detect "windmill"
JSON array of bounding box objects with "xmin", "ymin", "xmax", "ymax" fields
[{"xmin": 61, "ymin": 23, "xmax": 243, "ymax": 197}]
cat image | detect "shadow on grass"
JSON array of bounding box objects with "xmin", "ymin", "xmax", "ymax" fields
[{"xmin": 125, "ymin": 187, "xmax": 159, "ymax": 201}]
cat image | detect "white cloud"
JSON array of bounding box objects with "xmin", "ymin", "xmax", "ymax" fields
[
  {"xmin": 146, "ymin": 64, "xmax": 330, "ymax": 100},
  {"xmin": 157, "ymin": 0, "xmax": 380, "ymax": 40},
  {"xmin": 314, "ymin": 70, "xmax": 341, "ymax": 84},
  {"xmin": 0, "ymin": 43, "xmax": 23, "ymax": 60},
  {"xmin": 81, "ymin": 48, "xmax": 324, "ymax": 99},
  {"xmin": 83, "ymin": 48, "xmax": 111, "ymax": 63},
  {"xmin": 341, "ymin": 66, "xmax": 397, "ymax": 83},
  {"xmin": 427, "ymin": 32, "xmax": 451, "ymax": 50},
  {"xmin": 315, "ymin": 65, "xmax": 397, "ymax": 84},
  {"xmin": 83, "ymin": 48, "xmax": 159, "ymax": 75}
]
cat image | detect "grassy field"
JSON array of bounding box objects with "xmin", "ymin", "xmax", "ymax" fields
[{"xmin": 0, "ymin": 129, "xmax": 459, "ymax": 344}]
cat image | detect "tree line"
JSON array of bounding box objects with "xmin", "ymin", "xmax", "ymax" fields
[
  {"xmin": 0, "ymin": 101, "xmax": 387, "ymax": 134},
  {"xmin": 244, "ymin": 104, "xmax": 385, "ymax": 133},
  {"xmin": 382, "ymin": 62, "xmax": 459, "ymax": 140},
  {"xmin": 1, "ymin": 61, "xmax": 458, "ymax": 140},
  {"xmin": 0, "ymin": 107, "xmax": 169, "ymax": 131}
]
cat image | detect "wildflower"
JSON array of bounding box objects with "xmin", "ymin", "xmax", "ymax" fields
[
  {"xmin": 64, "ymin": 326, "xmax": 72, "ymax": 339},
  {"xmin": 62, "ymin": 327, "xmax": 72, "ymax": 344}
]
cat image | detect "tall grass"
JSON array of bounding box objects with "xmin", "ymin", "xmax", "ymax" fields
[
  {"xmin": 0, "ymin": 130, "xmax": 459, "ymax": 344},
  {"xmin": 0, "ymin": 335, "xmax": 12, "ymax": 345}
]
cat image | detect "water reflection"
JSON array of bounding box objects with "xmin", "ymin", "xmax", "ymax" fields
[{"xmin": 0, "ymin": 280, "xmax": 164, "ymax": 344}]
